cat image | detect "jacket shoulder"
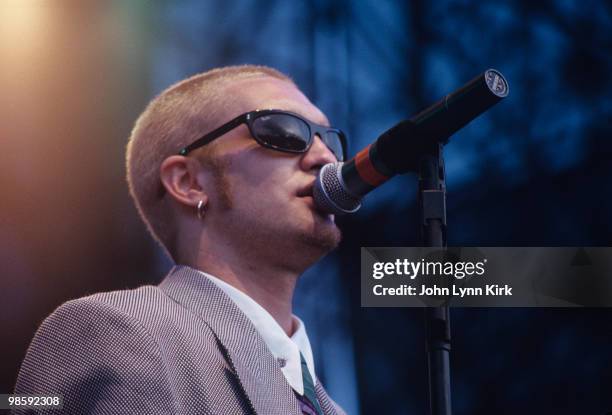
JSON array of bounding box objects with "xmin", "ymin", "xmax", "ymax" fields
[{"xmin": 14, "ymin": 287, "xmax": 179, "ymax": 413}]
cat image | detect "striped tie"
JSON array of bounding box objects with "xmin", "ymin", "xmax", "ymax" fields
[{"xmin": 299, "ymin": 352, "xmax": 323, "ymax": 415}]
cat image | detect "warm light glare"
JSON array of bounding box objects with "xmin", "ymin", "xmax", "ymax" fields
[{"xmin": 0, "ymin": 1, "xmax": 50, "ymax": 57}]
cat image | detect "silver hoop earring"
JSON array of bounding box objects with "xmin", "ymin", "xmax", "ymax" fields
[{"xmin": 197, "ymin": 200, "xmax": 206, "ymax": 220}]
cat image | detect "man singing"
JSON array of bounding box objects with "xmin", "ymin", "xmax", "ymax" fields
[{"xmin": 15, "ymin": 65, "xmax": 348, "ymax": 415}]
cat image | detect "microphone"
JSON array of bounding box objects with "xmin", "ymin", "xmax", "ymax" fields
[{"xmin": 313, "ymin": 69, "xmax": 509, "ymax": 215}]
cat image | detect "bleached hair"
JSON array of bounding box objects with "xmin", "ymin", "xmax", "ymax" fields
[{"xmin": 126, "ymin": 65, "xmax": 293, "ymax": 259}]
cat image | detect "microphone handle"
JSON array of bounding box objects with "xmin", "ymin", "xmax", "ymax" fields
[
  {"xmin": 341, "ymin": 69, "xmax": 509, "ymax": 197},
  {"xmin": 410, "ymin": 68, "xmax": 509, "ymax": 146}
]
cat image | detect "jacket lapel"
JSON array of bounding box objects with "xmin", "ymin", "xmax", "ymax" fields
[
  {"xmin": 160, "ymin": 266, "xmax": 302, "ymax": 415},
  {"xmin": 315, "ymin": 381, "xmax": 341, "ymax": 415}
]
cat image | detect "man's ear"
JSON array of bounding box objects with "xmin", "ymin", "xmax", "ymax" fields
[{"xmin": 160, "ymin": 155, "xmax": 209, "ymax": 209}]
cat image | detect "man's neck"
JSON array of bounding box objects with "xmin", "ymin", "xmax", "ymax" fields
[{"xmin": 188, "ymin": 247, "xmax": 300, "ymax": 336}]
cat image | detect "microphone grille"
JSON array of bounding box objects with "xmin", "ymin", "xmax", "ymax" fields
[{"xmin": 313, "ymin": 162, "xmax": 361, "ymax": 215}]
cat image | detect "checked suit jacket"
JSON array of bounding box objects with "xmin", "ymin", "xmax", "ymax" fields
[{"xmin": 14, "ymin": 266, "xmax": 347, "ymax": 415}]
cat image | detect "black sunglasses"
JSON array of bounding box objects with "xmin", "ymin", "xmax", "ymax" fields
[{"xmin": 178, "ymin": 109, "xmax": 347, "ymax": 161}]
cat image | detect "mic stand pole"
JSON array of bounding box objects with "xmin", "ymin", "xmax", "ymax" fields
[{"xmin": 419, "ymin": 142, "xmax": 452, "ymax": 415}]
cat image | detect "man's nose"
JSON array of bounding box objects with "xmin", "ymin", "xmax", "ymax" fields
[{"xmin": 300, "ymin": 134, "xmax": 338, "ymax": 172}]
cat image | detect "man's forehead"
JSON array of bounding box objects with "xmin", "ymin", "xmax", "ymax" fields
[{"xmin": 222, "ymin": 76, "xmax": 330, "ymax": 126}]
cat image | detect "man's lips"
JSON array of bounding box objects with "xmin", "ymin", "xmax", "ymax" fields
[
  {"xmin": 296, "ymin": 183, "xmax": 319, "ymax": 208},
  {"xmin": 296, "ymin": 182, "xmax": 335, "ymax": 219},
  {"xmin": 296, "ymin": 181, "xmax": 315, "ymax": 198}
]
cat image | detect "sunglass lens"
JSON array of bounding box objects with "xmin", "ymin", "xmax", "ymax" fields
[{"xmin": 252, "ymin": 114, "xmax": 310, "ymax": 152}]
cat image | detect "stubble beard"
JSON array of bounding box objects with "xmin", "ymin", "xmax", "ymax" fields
[
  {"xmin": 295, "ymin": 214, "xmax": 342, "ymax": 254},
  {"xmin": 205, "ymin": 156, "xmax": 341, "ymax": 266},
  {"xmin": 227, "ymin": 202, "xmax": 342, "ymax": 266},
  {"xmin": 216, "ymin": 187, "xmax": 341, "ymax": 266}
]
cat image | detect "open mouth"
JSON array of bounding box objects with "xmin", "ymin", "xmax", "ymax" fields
[
  {"xmin": 296, "ymin": 180, "xmax": 335, "ymax": 220},
  {"xmin": 296, "ymin": 182, "xmax": 314, "ymax": 198},
  {"xmin": 299, "ymin": 192, "xmax": 334, "ymax": 220}
]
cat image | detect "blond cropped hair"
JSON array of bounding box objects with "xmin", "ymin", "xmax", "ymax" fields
[{"xmin": 126, "ymin": 65, "xmax": 293, "ymax": 259}]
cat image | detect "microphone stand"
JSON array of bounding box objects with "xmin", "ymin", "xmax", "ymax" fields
[{"xmin": 419, "ymin": 142, "xmax": 452, "ymax": 415}]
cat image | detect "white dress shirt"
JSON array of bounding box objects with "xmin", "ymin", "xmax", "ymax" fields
[{"xmin": 196, "ymin": 269, "xmax": 317, "ymax": 396}]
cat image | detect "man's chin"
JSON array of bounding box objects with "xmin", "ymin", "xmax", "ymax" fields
[{"xmin": 298, "ymin": 218, "xmax": 342, "ymax": 253}]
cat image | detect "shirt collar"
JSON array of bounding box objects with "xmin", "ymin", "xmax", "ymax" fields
[{"xmin": 195, "ymin": 268, "xmax": 316, "ymax": 395}]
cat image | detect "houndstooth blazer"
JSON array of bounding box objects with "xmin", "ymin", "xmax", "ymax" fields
[{"xmin": 14, "ymin": 265, "xmax": 347, "ymax": 415}]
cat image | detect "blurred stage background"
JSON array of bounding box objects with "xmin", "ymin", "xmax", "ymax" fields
[{"xmin": 1, "ymin": 1, "xmax": 611, "ymax": 414}]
